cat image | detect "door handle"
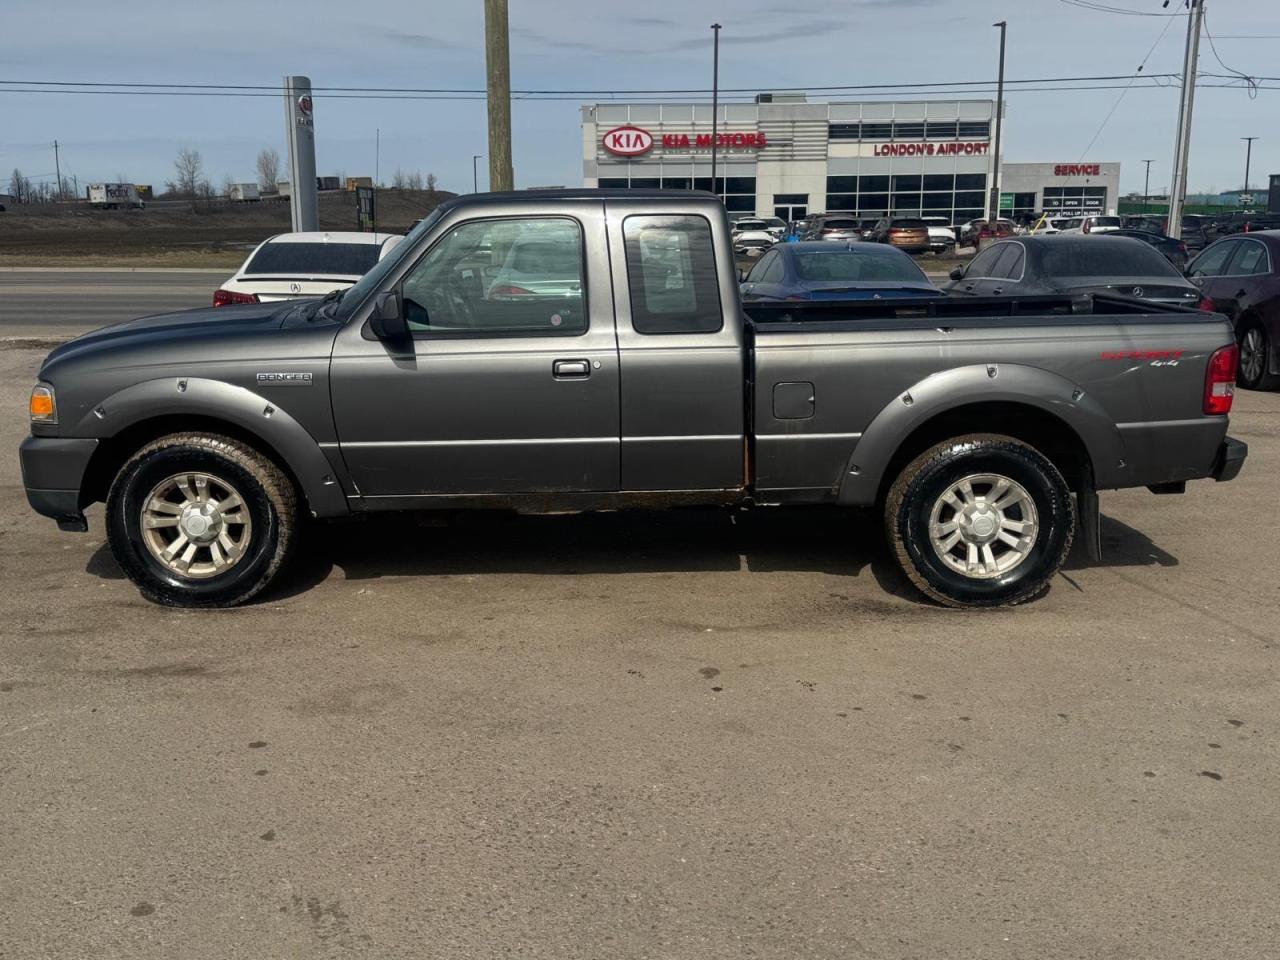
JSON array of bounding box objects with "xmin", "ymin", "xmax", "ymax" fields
[
  {"xmin": 553, "ymin": 359, "xmax": 590, "ymax": 379},
  {"xmin": 991, "ymin": 287, "xmax": 1004, "ymax": 295}
]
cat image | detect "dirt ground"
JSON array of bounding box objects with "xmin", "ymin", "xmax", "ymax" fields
[{"xmin": 0, "ymin": 190, "xmax": 451, "ymax": 268}]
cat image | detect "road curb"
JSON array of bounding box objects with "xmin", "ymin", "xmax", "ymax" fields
[
  {"xmin": 0, "ymin": 266, "xmax": 230, "ymax": 274},
  {"xmin": 1, "ymin": 337, "xmax": 70, "ymax": 350}
]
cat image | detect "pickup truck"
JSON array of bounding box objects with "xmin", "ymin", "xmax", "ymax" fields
[{"xmin": 20, "ymin": 189, "xmax": 1247, "ymax": 609}]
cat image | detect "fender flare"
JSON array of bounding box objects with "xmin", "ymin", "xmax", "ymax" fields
[
  {"xmin": 74, "ymin": 377, "xmax": 349, "ymax": 518},
  {"xmin": 836, "ymin": 363, "xmax": 1126, "ymax": 505}
]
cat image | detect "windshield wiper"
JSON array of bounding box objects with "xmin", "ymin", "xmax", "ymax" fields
[{"xmin": 309, "ymin": 287, "xmax": 346, "ymax": 321}]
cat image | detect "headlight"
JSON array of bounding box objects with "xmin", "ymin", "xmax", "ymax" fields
[{"xmin": 29, "ymin": 384, "xmax": 57, "ymax": 423}]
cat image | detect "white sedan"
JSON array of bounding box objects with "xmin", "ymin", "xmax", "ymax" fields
[{"xmin": 213, "ymin": 231, "xmax": 403, "ymax": 306}]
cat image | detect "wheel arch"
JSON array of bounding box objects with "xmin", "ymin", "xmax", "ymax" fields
[
  {"xmin": 74, "ymin": 378, "xmax": 350, "ymax": 518},
  {"xmin": 835, "ymin": 364, "xmax": 1121, "ymax": 506}
]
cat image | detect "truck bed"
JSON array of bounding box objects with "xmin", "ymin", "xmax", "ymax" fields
[{"xmin": 743, "ymin": 294, "xmax": 1234, "ymax": 504}]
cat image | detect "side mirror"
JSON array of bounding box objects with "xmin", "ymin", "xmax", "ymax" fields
[
  {"xmin": 949, "ymin": 267, "xmax": 965, "ymax": 281},
  {"xmin": 369, "ymin": 290, "xmax": 408, "ymax": 341}
]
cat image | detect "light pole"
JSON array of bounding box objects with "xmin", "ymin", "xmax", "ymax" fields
[
  {"xmin": 1167, "ymin": 0, "xmax": 1205, "ymax": 240},
  {"xmin": 1241, "ymin": 136, "xmax": 1258, "ymax": 203},
  {"xmin": 1142, "ymin": 159, "xmax": 1154, "ymax": 214},
  {"xmin": 710, "ymin": 23, "xmax": 722, "ymax": 200},
  {"xmin": 989, "ymin": 21, "xmax": 1007, "ymax": 223},
  {"xmin": 472, "ymin": 154, "xmax": 483, "ymax": 193}
]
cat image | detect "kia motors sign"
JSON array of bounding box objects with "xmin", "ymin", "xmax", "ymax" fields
[{"xmin": 602, "ymin": 126, "xmax": 654, "ymax": 157}]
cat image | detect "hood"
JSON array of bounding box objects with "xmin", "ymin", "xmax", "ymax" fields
[{"xmin": 42, "ymin": 301, "xmax": 294, "ymax": 369}]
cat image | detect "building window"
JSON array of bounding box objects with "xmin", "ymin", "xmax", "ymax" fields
[
  {"xmin": 955, "ymin": 173, "xmax": 987, "ymax": 191},
  {"xmin": 826, "ymin": 176, "xmax": 856, "ymax": 194},
  {"xmin": 922, "ymin": 193, "xmax": 954, "ymax": 212},
  {"xmin": 724, "ymin": 195, "xmax": 755, "ymax": 211},
  {"xmin": 892, "ymin": 174, "xmax": 922, "ymax": 192},
  {"xmin": 629, "ymin": 177, "xmax": 660, "ymax": 189},
  {"xmin": 925, "ymin": 120, "xmax": 959, "ymax": 139},
  {"xmin": 955, "ymin": 191, "xmax": 986, "ymax": 208},
  {"xmin": 1000, "ymin": 192, "xmax": 1038, "ymax": 220},
  {"xmin": 923, "ymin": 174, "xmax": 955, "ymax": 192},
  {"xmin": 858, "ymin": 193, "xmax": 889, "ymax": 215},
  {"xmin": 773, "ymin": 193, "xmax": 807, "ymax": 204},
  {"xmin": 857, "ymin": 175, "xmax": 890, "ymax": 193},
  {"xmin": 1044, "ymin": 186, "xmax": 1107, "ymax": 212},
  {"xmin": 860, "ymin": 122, "xmax": 893, "ymax": 140},
  {"xmin": 826, "ymin": 193, "xmax": 856, "ymax": 211},
  {"xmin": 661, "ymin": 177, "xmax": 691, "ymax": 190},
  {"xmin": 598, "ymin": 178, "xmax": 628, "ymax": 188},
  {"xmin": 957, "ymin": 120, "xmax": 991, "ymax": 138},
  {"xmin": 892, "ymin": 121, "xmax": 925, "ymax": 139},
  {"xmin": 828, "ymin": 123, "xmax": 861, "ymax": 141}
]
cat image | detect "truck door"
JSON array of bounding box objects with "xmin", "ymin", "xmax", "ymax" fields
[
  {"xmin": 329, "ymin": 206, "xmax": 620, "ymax": 499},
  {"xmin": 605, "ymin": 206, "xmax": 746, "ymax": 491}
]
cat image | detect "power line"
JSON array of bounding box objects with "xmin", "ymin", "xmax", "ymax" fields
[
  {"xmin": 1056, "ymin": 0, "xmax": 1181, "ymax": 17},
  {"xmin": 1201, "ymin": 9, "xmax": 1260, "ymax": 98}
]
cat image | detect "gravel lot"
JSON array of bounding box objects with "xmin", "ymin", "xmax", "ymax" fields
[{"xmin": 2, "ymin": 343, "xmax": 1278, "ymax": 959}]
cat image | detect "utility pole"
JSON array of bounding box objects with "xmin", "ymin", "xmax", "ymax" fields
[
  {"xmin": 1167, "ymin": 0, "xmax": 1205, "ymax": 240},
  {"xmin": 484, "ymin": 0, "xmax": 514, "ymax": 192},
  {"xmin": 52, "ymin": 140, "xmax": 62, "ymax": 201},
  {"xmin": 710, "ymin": 23, "xmax": 722, "ymax": 200},
  {"xmin": 1142, "ymin": 159, "xmax": 1154, "ymax": 214},
  {"xmin": 472, "ymin": 155, "xmax": 483, "ymax": 193},
  {"xmin": 989, "ymin": 21, "xmax": 1007, "ymax": 223},
  {"xmin": 1241, "ymin": 136, "xmax": 1258, "ymax": 200}
]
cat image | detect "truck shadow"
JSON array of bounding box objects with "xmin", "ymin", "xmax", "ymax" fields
[{"xmin": 82, "ymin": 508, "xmax": 1178, "ymax": 604}]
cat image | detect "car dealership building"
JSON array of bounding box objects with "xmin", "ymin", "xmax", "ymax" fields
[{"xmin": 581, "ymin": 94, "xmax": 1120, "ymax": 224}]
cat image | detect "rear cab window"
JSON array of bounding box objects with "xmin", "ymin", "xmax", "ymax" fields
[{"xmin": 622, "ymin": 215, "xmax": 723, "ymax": 334}]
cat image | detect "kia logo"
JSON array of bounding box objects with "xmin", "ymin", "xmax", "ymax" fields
[
  {"xmin": 601, "ymin": 125, "xmax": 654, "ymax": 157},
  {"xmin": 297, "ymin": 95, "xmax": 313, "ymax": 117}
]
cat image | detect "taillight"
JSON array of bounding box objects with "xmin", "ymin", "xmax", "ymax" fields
[
  {"xmin": 1178, "ymin": 242, "xmax": 1188, "ymax": 255},
  {"xmin": 1204, "ymin": 343, "xmax": 1238, "ymax": 415},
  {"xmin": 1197, "ymin": 297, "xmax": 1216, "ymax": 313},
  {"xmin": 213, "ymin": 289, "xmax": 259, "ymax": 307}
]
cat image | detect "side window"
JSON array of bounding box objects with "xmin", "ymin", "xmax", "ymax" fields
[
  {"xmin": 747, "ymin": 251, "xmax": 775, "ymax": 283},
  {"xmin": 994, "ymin": 244, "xmax": 1025, "ymax": 280},
  {"xmin": 400, "ymin": 217, "xmax": 586, "ymax": 337},
  {"xmin": 1229, "ymin": 240, "xmax": 1269, "ymax": 276},
  {"xmin": 623, "ymin": 215, "xmax": 723, "ymax": 335},
  {"xmin": 762, "ymin": 253, "xmax": 787, "ymax": 284},
  {"xmin": 966, "ymin": 244, "xmax": 1005, "ymax": 277},
  {"xmin": 1189, "ymin": 241, "xmax": 1237, "ymax": 279}
]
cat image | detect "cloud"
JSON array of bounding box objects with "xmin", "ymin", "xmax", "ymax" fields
[
  {"xmin": 371, "ymin": 26, "xmax": 462, "ymax": 51},
  {"xmin": 667, "ymin": 17, "xmax": 852, "ymax": 50}
]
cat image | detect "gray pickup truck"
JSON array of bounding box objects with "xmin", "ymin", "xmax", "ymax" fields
[{"xmin": 20, "ymin": 190, "xmax": 1247, "ymax": 609}]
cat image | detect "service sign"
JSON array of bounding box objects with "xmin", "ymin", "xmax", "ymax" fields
[
  {"xmin": 602, "ymin": 126, "xmax": 654, "ymax": 157},
  {"xmin": 1054, "ymin": 163, "xmax": 1100, "ymax": 176}
]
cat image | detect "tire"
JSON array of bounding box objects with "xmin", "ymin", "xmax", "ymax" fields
[
  {"xmin": 884, "ymin": 434, "xmax": 1075, "ymax": 609},
  {"xmin": 1236, "ymin": 320, "xmax": 1280, "ymax": 391},
  {"xmin": 106, "ymin": 433, "xmax": 298, "ymax": 607}
]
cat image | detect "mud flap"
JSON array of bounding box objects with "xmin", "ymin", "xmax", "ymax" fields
[{"xmin": 1076, "ymin": 481, "xmax": 1102, "ymax": 562}]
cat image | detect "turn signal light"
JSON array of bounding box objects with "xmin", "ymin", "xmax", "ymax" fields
[
  {"xmin": 29, "ymin": 384, "xmax": 56, "ymax": 423},
  {"xmin": 1203, "ymin": 343, "xmax": 1238, "ymax": 416},
  {"xmin": 1198, "ymin": 297, "xmax": 1216, "ymax": 312},
  {"xmin": 213, "ymin": 289, "xmax": 260, "ymax": 307}
]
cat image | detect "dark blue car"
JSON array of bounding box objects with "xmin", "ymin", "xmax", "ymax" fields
[{"xmin": 739, "ymin": 241, "xmax": 942, "ymax": 302}]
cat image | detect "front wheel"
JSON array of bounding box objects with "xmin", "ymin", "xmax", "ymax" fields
[
  {"xmin": 106, "ymin": 433, "xmax": 298, "ymax": 607},
  {"xmin": 1237, "ymin": 321, "xmax": 1279, "ymax": 391},
  {"xmin": 884, "ymin": 434, "xmax": 1075, "ymax": 608}
]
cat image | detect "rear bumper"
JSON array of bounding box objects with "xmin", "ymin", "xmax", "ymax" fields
[
  {"xmin": 1212, "ymin": 435, "xmax": 1248, "ymax": 482},
  {"xmin": 19, "ymin": 436, "xmax": 98, "ymax": 531}
]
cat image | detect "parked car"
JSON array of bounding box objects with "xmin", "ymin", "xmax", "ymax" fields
[
  {"xmin": 1186, "ymin": 231, "xmax": 1280, "ymax": 389},
  {"xmin": 762, "ymin": 216, "xmax": 788, "ymax": 240},
  {"xmin": 871, "ymin": 216, "xmax": 931, "ymax": 253},
  {"xmin": 731, "ymin": 218, "xmax": 776, "ymax": 256},
  {"xmin": 1108, "ymin": 229, "xmax": 1190, "ymax": 269},
  {"xmin": 1059, "ymin": 215, "xmax": 1122, "ymax": 235},
  {"xmin": 944, "ymin": 235, "xmax": 1202, "ymax": 307},
  {"xmin": 959, "ymin": 218, "xmax": 1017, "ymax": 244},
  {"xmin": 739, "ymin": 241, "xmax": 942, "ymax": 302},
  {"xmin": 214, "ymin": 232, "xmax": 404, "ymax": 306},
  {"xmin": 1126, "ymin": 214, "xmax": 1211, "ymax": 251},
  {"xmin": 20, "ymin": 189, "xmax": 1245, "ymax": 610},
  {"xmin": 919, "ymin": 216, "xmax": 957, "ymax": 253},
  {"xmin": 803, "ymin": 215, "xmax": 864, "ymax": 242},
  {"xmin": 1028, "ymin": 216, "xmax": 1073, "ymax": 235}
]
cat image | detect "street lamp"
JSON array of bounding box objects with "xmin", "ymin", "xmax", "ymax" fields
[
  {"xmin": 710, "ymin": 23, "xmax": 722, "ymax": 200},
  {"xmin": 472, "ymin": 154, "xmax": 484, "ymax": 193},
  {"xmin": 1241, "ymin": 137, "xmax": 1258, "ymax": 202},
  {"xmin": 990, "ymin": 21, "xmax": 1007, "ymax": 224}
]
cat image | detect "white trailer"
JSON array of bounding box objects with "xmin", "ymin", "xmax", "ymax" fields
[
  {"xmin": 229, "ymin": 183, "xmax": 261, "ymax": 202},
  {"xmin": 87, "ymin": 183, "xmax": 143, "ymax": 209}
]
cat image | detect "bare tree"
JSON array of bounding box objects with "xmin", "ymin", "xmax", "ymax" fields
[
  {"xmin": 173, "ymin": 147, "xmax": 203, "ymax": 204},
  {"xmin": 221, "ymin": 174, "xmax": 236, "ymax": 198},
  {"xmin": 255, "ymin": 148, "xmax": 280, "ymax": 192},
  {"xmin": 406, "ymin": 171, "xmax": 424, "ymax": 191},
  {"xmin": 9, "ymin": 168, "xmax": 29, "ymax": 202},
  {"xmin": 426, "ymin": 172, "xmax": 438, "ymax": 192},
  {"xmin": 391, "ymin": 168, "xmax": 408, "ymax": 190}
]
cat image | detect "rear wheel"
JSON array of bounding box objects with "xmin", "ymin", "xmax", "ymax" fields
[
  {"xmin": 885, "ymin": 434, "xmax": 1075, "ymax": 608},
  {"xmin": 1237, "ymin": 320, "xmax": 1279, "ymax": 390},
  {"xmin": 106, "ymin": 434, "xmax": 298, "ymax": 607}
]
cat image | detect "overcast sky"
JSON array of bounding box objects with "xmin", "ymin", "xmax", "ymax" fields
[{"xmin": 2, "ymin": 0, "xmax": 1277, "ymax": 197}]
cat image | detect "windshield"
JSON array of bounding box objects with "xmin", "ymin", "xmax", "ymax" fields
[
  {"xmin": 792, "ymin": 250, "xmax": 929, "ymax": 283},
  {"xmin": 335, "ymin": 208, "xmax": 447, "ymax": 320},
  {"xmin": 245, "ymin": 242, "xmax": 381, "ymax": 276},
  {"xmin": 734, "ymin": 220, "xmax": 767, "ymax": 231},
  {"xmin": 1090, "ymin": 217, "xmax": 1122, "ymax": 227},
  {"xmin": 1040, "ymin": 240, "xmax": 1181, "ymax": 279}
]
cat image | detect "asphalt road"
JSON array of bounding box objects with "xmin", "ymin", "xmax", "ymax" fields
[
  {"xmin": 0, "ymin": 270, "xmax": 221, "ymax": 339},
  {"xmin": 3, "ymin": 344, "xmax": 1279, "ymax": 959}
]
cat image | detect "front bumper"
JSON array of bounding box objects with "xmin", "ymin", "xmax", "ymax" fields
[
  {"xmin": 1211, "ymin": 435, "xmax": 1248, "ymax": 483},
  {"xmin": 19, "ymin": 436, "xmax": 99, "ymax": 531}
]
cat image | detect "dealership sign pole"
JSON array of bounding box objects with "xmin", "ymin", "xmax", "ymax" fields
[
  {"xmin": 989, "ymin": 21, "xmax": 1007, "ymax": 223},
  {"xmin": 283, "ymin": 76, "xmax": 319, "ymax": 233},
  {"xmin": 710, "ymin": 23, "xmax": 722, "ymax": 200}
]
